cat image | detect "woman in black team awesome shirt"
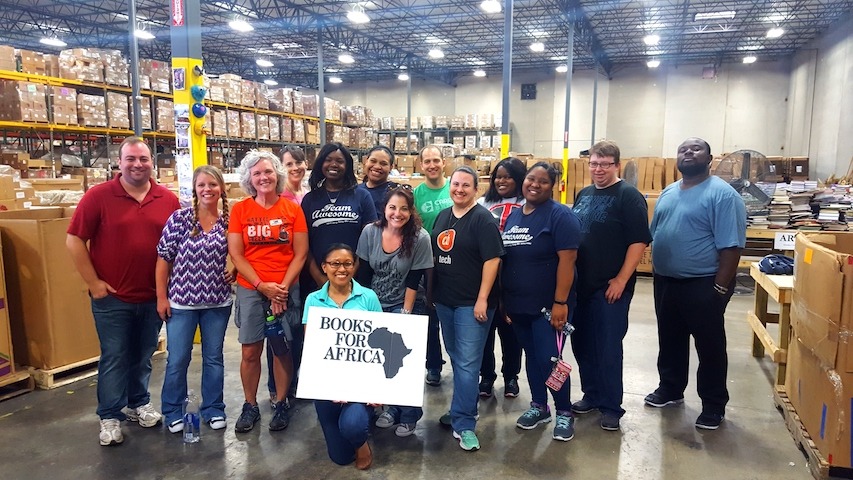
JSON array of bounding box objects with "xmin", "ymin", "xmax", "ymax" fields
[{"xmin": 430, "ymin": 166, "xmax": 504, "ymax": 452}]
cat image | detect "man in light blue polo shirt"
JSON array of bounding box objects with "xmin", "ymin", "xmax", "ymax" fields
[{"xmin": 644, "ymin": 137, "xmax": 746, "ymax": 431}]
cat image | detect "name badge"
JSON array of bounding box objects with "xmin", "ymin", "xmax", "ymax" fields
[{"xmin": 270, "ymin": 219, "xmax": 283, "ymax": 226}]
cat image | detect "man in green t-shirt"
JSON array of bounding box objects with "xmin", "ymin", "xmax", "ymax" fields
[{"xmin": 413, "ymin": 145, "xmax": 452, "ymax": 386}]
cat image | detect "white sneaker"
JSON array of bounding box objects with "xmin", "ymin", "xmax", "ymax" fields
[
  {"xmin": 167, "ymin": 419, "xmax": 184, "ymax": 433},
  {"xmin": 99, "ymin": 419, "xmax": 124, "ymax": 446},
  {"xmin": 208, "ymin": 416, "xmax": 227, "ymax": 430},
  {"xmin": 126, "ymin": 402, "xmax": 162, "ymax": 428},
  {"xmin": 375, "ymin": 411, "xmax": 396, "ymax": 428},
  {"xmin": 395, "ymin": 423, "xmax": 416, "ymax": 437}
]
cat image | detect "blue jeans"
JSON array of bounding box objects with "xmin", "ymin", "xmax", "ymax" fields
[
  {"xmin": 314, "ymin": 400, "xmax": 371, "ymax": 465},
  {"xmin": 435, "ymin": 303, "xmax": 494, "ymax": 432},
  {"xmin": 91, "ymin": 295, "xmax": 162, "ymax": 420},
  {"xmin": 381, "ymin": 302, "xmax": 426, "ymax": 424},
  {"xmin": 511, "ymin": 311, "xmax": 572, "ymax": 413},
  {"xmin": 572, "ymin": 287, "xmax": 633, "ymax": 417},
  {"xmin": 160, "ymin": 306, "xmax": 231, "ymax": 424},
  {"xmin": 426, "ymin": 307, "xmax": 445, "ymax": 371}
]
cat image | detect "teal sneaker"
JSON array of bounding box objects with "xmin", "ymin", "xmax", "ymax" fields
[
  {"xmin": 452, "ymin": 430, "xmax": 480, "ymax": 451},
  {"xmin": 516, "ymin": 404, "xmax": 551, "ymax": 430},
  {"xmin": 553, "ymin": 413, "xmax": 575, "ymax": 441}
]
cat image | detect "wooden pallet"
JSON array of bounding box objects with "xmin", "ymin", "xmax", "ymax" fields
[
  {"xmin": 0, "ymin": 371, "xmax": 34, "ymax": 402},
  {"xmin": 773, "ymin": 386, "xmax": 853, "ymax": 480}
]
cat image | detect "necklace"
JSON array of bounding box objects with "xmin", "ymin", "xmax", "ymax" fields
[
  {"xmin": 326, "ymin": 188, "xmax": 341, "ymax": 204},
  {"xmin": 448, "ymin": 204, "xmax": 474, "ymax": 229}
]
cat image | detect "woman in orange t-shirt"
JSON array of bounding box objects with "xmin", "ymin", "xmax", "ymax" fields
[{"xmin": 227, "ymin": 150, "xmax": 308, "ymax": 434}]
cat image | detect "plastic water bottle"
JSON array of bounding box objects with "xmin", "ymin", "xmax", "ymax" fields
[
  {"xmin": 541, "ymin": 307, "xmax": 575, "ymax": 336},
  {"xmin": 183, "ymin": 390, "xmax": 200, "ymax": 443},
  {"xmin": 265, "ymin": 308, "xmax": 289, "ymax": 356}
]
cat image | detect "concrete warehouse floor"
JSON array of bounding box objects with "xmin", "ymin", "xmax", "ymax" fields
[{"xmin": 0, "ymin": 277, "xmax": 813, "ymax": 480}]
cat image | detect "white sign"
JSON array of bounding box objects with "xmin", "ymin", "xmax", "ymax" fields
[
  {"xmin": 297, "ymin": 306, "xmax": 428, "ymax": 406},
  {"xmin": 774, "ymin": 231, "xmax": 797, "ymax": 251}
]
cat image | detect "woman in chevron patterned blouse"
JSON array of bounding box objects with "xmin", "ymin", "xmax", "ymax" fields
[{"xmin": 156, "ymin": 165, "xmax": 235, "ymax": 434}]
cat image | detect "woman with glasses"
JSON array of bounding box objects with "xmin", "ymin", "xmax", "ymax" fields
[
  {"xmin": 431, "ymin": 165, "xmax": 504, "ymax": 452},
  {"xmin": 357, "ymin": 145, "xmax": 399, "ymax": 215},
  {"xmin": 570, "ymin": 141, "xmax": 651, "ymax": 431},
  {"xmin": 502, "ymin": 162, "xmax": 581, "ymax": 443},
  {"xmin": 303, "ymin": 244, "xmax": 382, "ymax": 470},
  {"xmin": 355, "ymin": 185, "xmax": 433, "ymax": 437},
  {"xmin": 475, "ymin": 157, "xmax": 526, "ymax": 399},
  {"xmin": 302, "ymin": 142, "xmax": 378, "ymax": 293},
  {"xmin": 227, "ymin": 150, "xmax": 309, "ymax": 434}
]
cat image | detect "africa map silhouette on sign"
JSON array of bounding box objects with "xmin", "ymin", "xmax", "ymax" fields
[{"xmin": 367, "ymin": 327, "xmax": 412, "ymax": 378}]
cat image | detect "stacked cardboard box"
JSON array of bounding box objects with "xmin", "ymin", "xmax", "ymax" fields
[
  {"xmin": 420, "ymin": 116, "xmax": 434, "ymax": 130},
  {"xmin": 0, "ymin": 175, "xmax": 40, "ymax": 211},
  {"xmin": 0, "ymin": 235, "xmax": 14, "ymax": 381},
  {"xmin": 139, "ymin": 96, "xmax": 152, "ymax": 130},
  {"xmin": 342, "ymin": 105, "xmax": 373, "ymax": 127},
  {"xmin": 44, "ymin": 54, "xmax": 59, "ymax": 77},
  {"xmin": 305, "ymin": 121, "xmax": 320, "ymax": 144},
  {"xmin": 49, "ymin": 86, "xmax": 77, "ymax": 125},
  {"xmin": 257, "ymin": 114, "xmax": 270, "ymax": 140},
  {"xmin": 240, "ymin": 112, "xmax": 256, "ymax": 138},
  {"xmin": 291, "ymin": 90, "xmax": 304, "ymax": 115},
  {"xmin": 0, "ymin": 80, "xmax": 49, "ymax": 123},
  {"xmin": 106, "ymin": 92, "xmax": 130, "ymax": 129},
  {"xmin": 18, "ymin": 49, "xmax": 45, "ymax": 75},
  {"xmin": 380, "ymin": 117, "xmax": 393, "ymax": 130},
  {"xmin": 240, "ymin": 80, "xmax": 255, "ymax": 107},
  {"xmin": 60, "ymin": 167, "xmax": 109, "ymax": 191},
  {"xmin": 155, "ymin": 99, "xmax": 174, "ymax": 132},
  {"xmin": 77, "ymin": 93, "xmax": 107, "ymax": 127},
  {"xmin": 212, "ymin": 110, "xmax": 227, "ymax": 137},
  {"xmin": 255, "ymin": 83, "xmax": 269, "ymax": 110},
  {"xmin": 208, "ymin": 151, "xmax": 224, "ymax": 169},
  {"xmin": 139, "ymin": 59, "xmax": 171, "ymax": 93},
  {"xmin": 0, "ymin": 152, "xmax": 29, "ymax": 170},
  {"xmin": 226, "ymin": 110, "xmax": 240, "ymax": 137},
  {"xmin": 324, "ymin": 98, "xmax": 341, "ymax": 122},
  {"xmin": 292, "ymin": 119, "xmax": 305, "ymax": 143},
  {"xmin": 209, "ymin": 74, "xmax": 241, "ymax": 103},
  {"xmin": 282, "ymin": 117, "xmax": 293, "ymax": 142},
  {"xmin": 268, "ymin": 88, "xmax": 293, "ymax": 112},
  {"xmin": 269, "ymin": 116, "xmax": 281, "ymax": 142},
  {"xmin": 101, "ymin": 50, "xmax": 129, "ymax": 86},
  {"xmin": 302, "ymin": 94, "xmax": 320, "ymax": 118},
  {"xmin": 0, "ymin": 45, "xmax": 16, "ymax": 71},
  {"xmin": 58, "ymin": 49, "xmax": 104, "ymax": 83},
  {"xmin": 435, "ymin": 115, "xmax": 449, "ymax": 129}
]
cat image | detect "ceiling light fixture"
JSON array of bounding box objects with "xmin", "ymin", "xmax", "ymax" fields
[
  {"xmin": 530, "ymin": 42, "xmax": 545, "ymax": 52},
  {"xmin": 480, "ymin": 0, "xmax": 501, "ymax": 14},
  {"xmin": 329, "ymin": 76, "xmax": 343, "ymax": 84},
  {"xmin": 398, "ymin": 73, "xmax": 410, "ymax": 81},
  {"xmin": 643, "ymin": 34, "xmax": 660, "ymax": 46},
  {"xmin": 428, "ymin": 48, "xmax": 444, "ymax": 59},
  {"xmin": 743, "ymin": 55, "xmax": 757, "ymax": 64},
  {"xmin": 263, "ymin": 79, "xmax": 278, "ymax": 86},
  {"xmin": 228, "ymin": 19, "xmax": 254, "ymax": 32},
  {"xmin": 39, "ymin": 37, "xmax": 67, "ymax": 47},
  {"xmin": 694, "ymin": 11, "xmax": 736, "ymax": 21},
  {"xmin": 767, "ymin": 27, "xmax": 784, "ymax": 38},
  {"xmin": 555, "ymin": 65, "xmax": 568, "ymax": 73},
  {"xmin": 647, "ymin": 59, "xmax": 661, "ymax": 68},
  {"xmin": 347, "ymin": 5, "xmax": 370, "ymax": 24},
  {"xmin": 255, "ymin": 59, "xmax": 273, "ymax": 67},
  {"xmin": 473, "ymin": 69, "xmax": 487, "ymax": 77},
  {"xmin": 338, "ymin": 53, "xmax": 355, "ymax": 64},
  {"xmin": 134, "ymin": 29, "xmax": 155, "ymax": 40}
]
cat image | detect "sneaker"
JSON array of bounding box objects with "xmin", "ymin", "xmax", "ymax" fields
[
  {"xmin": 516, "ymin": 404, "xmax": 552, "ymax": 430},
  {"xmin": 99, "ymin": 418, "xmax": 124, "ymax": 446},
  {"xmin": 695, "ymin": 412, "xmax": 725, "ymax": 430},
  {"xmin": 600, "ymin": 413, "xmax": 621, "ymax": 431},
  {"xmin": 425, "ymin": 369, "xmax": 442, "ymax": 386},
  {"xmin": 208, "ymin": 416, "xmax": 227, "ymax": 430},
  {"xmin": 504, "ymin": 378, "xmax": 520, "ymax": 398},
  {"xmin": 452, "ymin": 430, "xmax": 481, "ymax": 451},
  {"xmin": 644, "ymin": 391, "xmax": 684, "ymax": 408},
  {"xmin": 167, "ymin": 419, "xmax": 184, "ymax": 433},
  {"xmin": 234, "ymin": 402, "xmax": 260, "ymax": 433},
  {"xmin": 571, "ymin": 397, "xmax": 597, "ymax": 414},
  {"xmin": 439, "ymin": 412, "xmax": 452, "ymax": 426},
  {"xmin": 126, "ymin": 402, "xmax": 162, "ymax": 428},
  {"xmin": 269, "ymin": 401, "xmax": 290, "ymax": 431},
  {"xmin": 375, "ymin": 411, "xmax": 396, "ymax": 428},
  {"xmin": 395, "ymin": 423, "xmax": 417, "ymax": 437},
  {"xmin": 553, "ymin": 413, "xmax": 575, "ymax": 441},
  {"xmin": 478, "ymin": 379, "xmax": 494, "ymax": 398}
]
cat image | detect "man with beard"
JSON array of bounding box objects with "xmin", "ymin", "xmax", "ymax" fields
[{"xmin": 643, "ymin": 137, "xmax": 746, "ymax": 431}]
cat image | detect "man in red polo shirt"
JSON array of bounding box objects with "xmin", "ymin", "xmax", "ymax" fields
[{"xmin": 66, "ymin": 137, "xmax": 179, "ymax": 446}]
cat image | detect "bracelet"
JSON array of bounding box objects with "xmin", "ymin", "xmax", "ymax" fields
[
  {"xmin": 553, "ymin": 300, "xmax": 567, "ymax": 305},
  {"xmin": 400, "ymin": 308, "xmax": 411, "ymax": 314},
  {"xmin": 253, "ymin": 279, "xmax": 262, "ymax": 289},
  {"xmin": 713, "ymin": 283, "xmax": 729, "ymax": 295}
]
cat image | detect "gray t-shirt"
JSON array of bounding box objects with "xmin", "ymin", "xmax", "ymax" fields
[{"xmin": 356, "ymin": 224, "xmax": 434, "ymax": 308}]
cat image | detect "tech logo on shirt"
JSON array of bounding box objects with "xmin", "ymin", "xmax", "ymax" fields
[{"xmin": 436, "ymin": 228, "xmax": 456, "ymax": 252}]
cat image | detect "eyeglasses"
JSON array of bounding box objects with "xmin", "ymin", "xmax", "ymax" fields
[
  {"xmin": 588, "ymin": 162, "xmax": 616, "ymax": 169},
  {"xmin": 324, "ymin": 261, "xmax": 355, "ymax": 270}
]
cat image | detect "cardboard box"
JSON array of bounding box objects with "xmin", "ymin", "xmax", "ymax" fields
[
  {"xmin": 0, "ymin": 152, "xmax": 29, "ymax": 170},
  {"xmin": 29, "ymin": 178, "xmax": 84, "ymax": 191},
  {"xmin": 0, "ymin": 208, "xmax": 99, "ymax": 369},
  {"xmin": 0, "ymin": 237, "xmax": 13, "ymax": 379}
]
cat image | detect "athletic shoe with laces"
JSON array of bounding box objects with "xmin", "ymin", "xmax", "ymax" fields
[
  {"xmin": 644, "ymin": 390, "xmax": 685, "ymax": 408},
  {"xmin": 478, "ymin": 379, "xmax": 494, "ymax": 398},
  {"xmin": 553, "ymin": 413, "xmax": 575, "ymax": 441},
  {"xmin": 375, "ymin": 411, "xmax": 396, "ymax": 428},
  {"xmin": 395, "ymin": 423, "xmax": 417, "ymax": 437},
  {"xmin": 167, "ymin": 419, "xmax": 184, "ymax": 433},
  {"xmin": 269, "ymin": 401, "xmax": 290, "ymax": 431},
  {"xmin": 516, "ymin": 404, "xmax": 552, "ymax": 430},
  {"xmin": 126, "ymin": 402, "xmax": 162, "ymax": 427},
  {"xmin": 452, "ymin": 430, "xmax": 480, "ymax": 451},
  {"xmin": 234, "ymin": 402, "xmax": 260, "ymax": 433},
  {"xmin": 695, "ymin": 412, "xmax": 725, "ymax": 430},
  {"xmin": 425, "ymin": 369, "xmax": 441, "ymax": 386},
  {"xmin": 571, "ymin": 397, "xmax": 597, "ymax": 414},
  {"xmin": 504, "ymin": 378, "xmax": 520, "ymax": 398},
  {"xmin": 99, "ymin": 418, "xmax": 124, "ymax": 446},
  {"xmin": 208, "ymin": 416, "xmax": 226, "ymax": 430}
]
